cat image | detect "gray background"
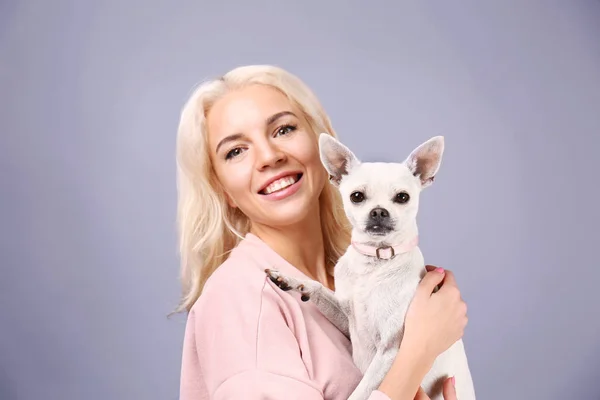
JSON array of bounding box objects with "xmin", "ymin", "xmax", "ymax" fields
[{"xmin": 1, "ymin": 1, "xmax": 599, "ymax": 399}]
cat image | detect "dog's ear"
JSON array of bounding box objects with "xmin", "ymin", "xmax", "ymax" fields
[
  {"xmin": 404, "ymin": 136, "xmax": 444, "ymax": 189},
  {"xmin": 319, "ymin": 133, "xmax": 360, "ymax": 186}
]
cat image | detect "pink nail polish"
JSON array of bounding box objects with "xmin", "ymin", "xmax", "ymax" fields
[
  {"xmin": 436, "ymin": 267, "xmax": 444, "ymax": 273},
  {"xmin": 450, "ymin": 376, "xmax": 455, "ymax": 386}
]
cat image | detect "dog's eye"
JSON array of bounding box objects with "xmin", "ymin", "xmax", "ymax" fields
[
  {"xmin": 394, "ymin": 192, "xmax": 410, "ymax": 204},
  {"xmin": 350, "ymin": 191, "xmax": 365, "ymax": 203}
]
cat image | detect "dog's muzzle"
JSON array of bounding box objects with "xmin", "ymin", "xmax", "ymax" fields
[{"xmin": 366, "ymin": 207, "xmax": 394, "ymax": 235}]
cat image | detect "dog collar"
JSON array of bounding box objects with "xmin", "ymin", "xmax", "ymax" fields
[{"xmin": 351, "ymin": 236, "xmax": 419, "ymax": 260}]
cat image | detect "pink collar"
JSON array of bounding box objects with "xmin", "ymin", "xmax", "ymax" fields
[{"xmin": 351, "ymin": 236, "xmax": 419, "ymax": 260}]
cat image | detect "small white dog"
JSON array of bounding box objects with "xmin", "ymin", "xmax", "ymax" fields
[{"xmin": 265, "ymin": 134, "xmax": 476, "ymax": 400}]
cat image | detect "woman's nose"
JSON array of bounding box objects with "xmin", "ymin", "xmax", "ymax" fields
[{"xmin": 255, "ymin": 141, "xmax": 286, "ymax": 170}]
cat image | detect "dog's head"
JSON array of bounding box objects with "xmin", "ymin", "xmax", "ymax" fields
[{"xmin": 319, "ymin": 133, "xmax": 444, "ymax": 243}]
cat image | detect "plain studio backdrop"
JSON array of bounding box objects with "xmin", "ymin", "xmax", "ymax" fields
[{"xmin": 1, "ymin": 1, "xmax": 599, "ymax": 399}]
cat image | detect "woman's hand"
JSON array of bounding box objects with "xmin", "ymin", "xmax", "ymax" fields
[
  {"xmin": 414, "ymin": 378, "xmax": 457, "ymax": 400},
  {"xmin": 403, "ymin": 265, "xmax": 468, "ymax": 364},
  {"xmin": 376, "ymin": 265, "xmax": 467, "ymax": 400}
]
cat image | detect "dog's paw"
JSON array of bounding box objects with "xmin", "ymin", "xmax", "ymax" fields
[
  {"xmin": 264, "ymin": 269, "xmax": 315, "ymax": 302},
  {"xmin": 264, "ymin": 269, "xmax": 293, "ymax": 291}
]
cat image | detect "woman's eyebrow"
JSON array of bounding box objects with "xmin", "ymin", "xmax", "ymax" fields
[
  {"xmin": 215, "ymin": 133, "xmax": 244, "ymax": 153},
  {"xmin": 266, "ymin": 110, "xmax": 296, "ymax": 125}
]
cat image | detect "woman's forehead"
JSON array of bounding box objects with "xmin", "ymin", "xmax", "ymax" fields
[{"xmin": 206, "ymin": 85, "xmax": 299, "ymax": 143}]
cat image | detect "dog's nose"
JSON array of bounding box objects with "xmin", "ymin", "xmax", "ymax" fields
[{"xmin": 369, "ymin": 207, "xmax": 389, "ymax": 219}]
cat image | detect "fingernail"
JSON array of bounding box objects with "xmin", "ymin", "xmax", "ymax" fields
[
  {"xmin": 436, "ymin": 267, "xmax": 444, "ymax": 273},
  {"xmin": 450, "ymin": 376, "xmax": 455, "ymax": 386}
]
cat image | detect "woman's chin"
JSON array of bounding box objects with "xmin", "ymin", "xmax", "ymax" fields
[{"xmin": 253, "ymin": 198, "xmax": 318, "ymax": 228}]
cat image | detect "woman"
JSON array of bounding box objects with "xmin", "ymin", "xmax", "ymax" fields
[{"xmin": 175, "ymin": 65, "xmax": 468, "ymax": 400}]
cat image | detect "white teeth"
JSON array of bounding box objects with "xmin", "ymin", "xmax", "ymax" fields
[{"xmin": 263, "ymin": 175, "xmax": 298, "ymax": 194}]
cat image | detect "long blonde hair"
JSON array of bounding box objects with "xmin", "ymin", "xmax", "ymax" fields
[{"xmin": 174, "ymin": 65, "xmax": 350, "ymax": 313}]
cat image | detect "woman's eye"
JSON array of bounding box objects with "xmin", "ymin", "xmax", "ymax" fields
[
  {"xmin": 225, "ymin": 147, "xmax": 244, "ymax": 160},
  {"xmin": 275, "ymin": 124, "xmax": 297, "ymax": 136}
]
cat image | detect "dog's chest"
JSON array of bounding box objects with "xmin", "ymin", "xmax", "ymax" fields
[
  {"xmin": 356, "ymin": 269, "xmax": 418, "ymax": 321},
  {"xmin": 340, "ymin": 253, "xmax": 424, "ymax": 336}
]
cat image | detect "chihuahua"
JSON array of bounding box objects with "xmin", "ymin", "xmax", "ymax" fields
[{"xmin": 265, "ymin": 134, "xmax": 475, "ymax": 400}]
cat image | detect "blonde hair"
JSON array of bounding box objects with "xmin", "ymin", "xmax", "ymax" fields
[{"xmin": 174, "ymin": 65, "xmax": 350, "ymax": 313}]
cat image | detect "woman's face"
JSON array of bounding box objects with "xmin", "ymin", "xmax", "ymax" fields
[{"xmin": 206, "ymin": 84, "xmax": 327, "ymax": 229}]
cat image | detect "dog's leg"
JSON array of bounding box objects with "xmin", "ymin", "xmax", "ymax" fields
[
  {"xmin": 265, "ymin": 269, "xmax": 350, "ymax": 338},
  {"xmin": 347, "ymin": 345, "xmax": 398, "ymax": 400}
]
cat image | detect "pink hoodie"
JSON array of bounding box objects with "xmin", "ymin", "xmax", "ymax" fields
[{"xmin": 179, "ymin": 232, "xmax": 392, "ymax": 399}]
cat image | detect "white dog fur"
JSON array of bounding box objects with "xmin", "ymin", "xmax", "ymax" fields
[{"xmin": 265, "ymin": 134, "xmax": 476, "ymax": 400}]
